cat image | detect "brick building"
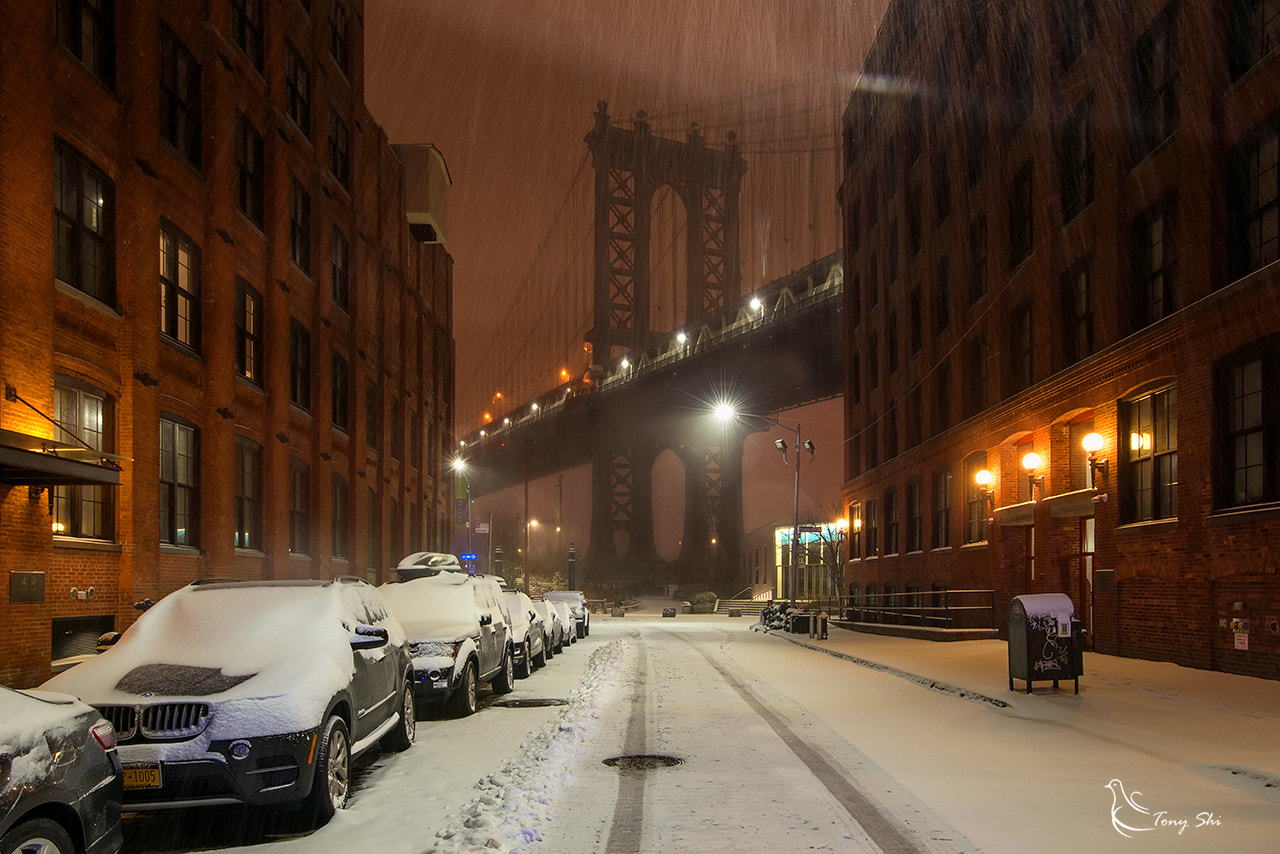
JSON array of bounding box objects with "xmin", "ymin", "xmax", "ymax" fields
[
  {"xmin": 0, "ymin": 0, "xmax": 454, "ymax": 688},
  {"xmin": 839, "ymin": 0, "xmax": 1280, "ymax": 679}
]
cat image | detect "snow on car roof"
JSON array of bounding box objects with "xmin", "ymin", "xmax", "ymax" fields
[
  {"xmin": 379, "ymin": 572, "xmax": 481, "ymax": 640},
  {"xmin": 396, "ymin": 551, "xmax": 462, "ymax": 569},
  {"xmin": 42, "ymin": 580, "xmax": 374, "ymax": 724}
]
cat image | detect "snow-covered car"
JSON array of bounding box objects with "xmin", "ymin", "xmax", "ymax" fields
[
  {"xmin": 547, "ymin": 599, "xmax": 576, "ymax": 645},
  {"xmin": 42, "ymin": 577, "xmax": 415, "ymax": 827},
  {"xmin": 499, "ymin": 588, "xmax": 546, "ymax": 678},
  {"xmin": 379, "ymin": 569, "xmax": 514, "ymax": 716},
  {"xmin": 544, "ymin": 590, "xmax": 591, "ymax": 638},
  {"xmin": 530, "ymin": 599, "xmax": 565, "ymax": 657},
  {"xmin": 0, "ymin": 686, "xmax": 123, "ymax": 854},
  {"xmin": 394, "ymin": 551, "xmax": 463, "ymax": 578}
]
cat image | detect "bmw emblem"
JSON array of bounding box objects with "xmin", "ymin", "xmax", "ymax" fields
[{"xmin": 229, "ymin": 740, "xmax": 252, "ymax": 760}]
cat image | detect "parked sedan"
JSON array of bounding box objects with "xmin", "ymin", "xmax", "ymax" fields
[
  {"xmin": 529, "ymin": 599, "xmax": 565, "ymax": 657},
  {"xmin": 544, "ymin": 590, "xmax": 591, "ymax": 638},
  {"xmin": 499, "ymin": 588, "xmax": 546, "ymax": 678},
  {"xmin": 0, "ymin": 686, "xmax": 122, "ymax": 854},
  {"xmin": 547, "ymin": 599, "xmax": 576, "ymax": 645},
  {"xmin": 42, "ymin": 577, "xmax": 415, "ymax": 827}
]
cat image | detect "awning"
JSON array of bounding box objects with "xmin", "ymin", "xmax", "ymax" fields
[
  {"xmin": 0, "ymin": 428, "xmax": 123, "ymax": 487},
  {"xmin": 1043, "ymin": 488, "xmax": 1104, "ymax": 518},
  {"xmin": 992, "ymin": 500, "xmax": 1036, "ymax": 527}
]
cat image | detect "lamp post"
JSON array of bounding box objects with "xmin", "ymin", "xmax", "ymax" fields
[
  {"xmin": 714, "ymin": 403, "xmax": 815, "ymax": 608},
  {"xmin": 452, "ymin": 458, "xmax": 471, "ymax": 553},
  {"xmin": 835, "ymin": 517, "xmax": 848, "ymax": 618}
]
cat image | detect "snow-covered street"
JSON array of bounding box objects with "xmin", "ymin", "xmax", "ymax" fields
[{"xmin": 121, "ymin": 604, "xmax": 1280, "ymax": 854}]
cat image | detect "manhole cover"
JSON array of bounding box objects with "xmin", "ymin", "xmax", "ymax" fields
[
  {"xmin": 602, "ymin": 754, "xmax": 684, "ymax": 770},
  {"xmin": 491, "ymin": 698, "xmax": 569, "ymax": 708}
]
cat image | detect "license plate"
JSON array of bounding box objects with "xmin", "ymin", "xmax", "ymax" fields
[{"xmin": 123, "ymin": 764, "xmax": 162, "ymax": 789}]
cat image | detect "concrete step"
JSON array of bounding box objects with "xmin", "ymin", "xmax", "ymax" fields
[{"xmin": 715, "ymin": 598, "xmax": 767, "ymax": 616}]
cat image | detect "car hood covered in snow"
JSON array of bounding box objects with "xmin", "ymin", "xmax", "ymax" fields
[{"xmin": 42, "ymin": 581, "xmax": 383, "ymax": 734}]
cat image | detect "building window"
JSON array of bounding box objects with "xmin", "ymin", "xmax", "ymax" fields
[
  {"xmin": 1010, "ymin": 301, "xmax": 1033, "ymax": 394},
  {"xmin": 1131, "ymin": 200, "xmax": 1176, "ymax": 328},
  {"xmin": 888, "ymin": 220, "xmax": 899, "ymax": 284},
  {"xmin": 235, "ymin": 112, "xmax": 264, "ymax": 226},
  {"xmin": 332, "ymin": 352, "xmax": 349, "ymax": 432},
  {"xmin": 410, "ymin": 501, "xmax": 420, "ymax": 553},
  {"xmin": 1123, "ymin": 386, "xmax": 1178, "ymax": 522},
  {"xmin": 411, "ymin": 411, "xmax": 421, "ymax": 469},
  {"xmin": 159, "ymin": 23, "xmax": 200, "ymax": 166},
  {"xmin": 851, "ymin": 352, "xmax": 861, "ymax": 403},
  {"xmin": 968, "ymin": 213, "xmax": 987, "ymax": 304},
  {"xmin": 1061, "ymin": 97, "xmax": 1094, "ymax": 222},
  {"xmin": 57, "ymin": 0, "xmax": 114, "ymax": 85},
  {"xmin": 291, "ymin": 178, "xmax": 311, "ymax": 273},
  {"xmin": 289, "ymin": 319, "xmax": 311, "ymax": 410},
  {"xmin": 865, "ymin": 498, "xmax": 879, "ymax": 557},
  {"xmin": 235, "ymin": 278, "xmax": 262, "ymax": 384},
  {"xmin": 234, "ymin": 436, "xmax": 261, "ymax": 550},
  {"xmin": 1218, "ymin": 342, "xmax": 1280, "ymax": 508},
  {"xmin": 285, "ymin": 43, "xmax": 310, "ymax": 133},
  {"xmin": 52, "ymin": 379, "xmax": 112, "ymax": 540},
  {"xmin": 883, "ymin": 488, "xmax": 898, "ymax": 555},
  {"xmin": 1009, "ymin": 161, "xmax": 1034, "ymax": 267},
  {"xmin": 332, "ymin": 474, "xmax": 349, "ymax": 558},
  {"xmin": 966, "ymin": 95, "xmax": 988, "ymax": 185},
  {"xmin": 934, "ymin": 150, "xmax": 951, "ymax": 224},
  {"xmin": 159, "ymin": 416, "xmax": 197, "ymax": 546},
  {"xmin": 366, "ymin": 487, "xmax": 380, "ymax": 573},
  {"xmin": 390, "ymin": 497, "xmax": 402, "ymax": 565},
  {"xmin": 963, "ymin": 335, "xmax": 987, "ymax": 418},
  {"xmin": 328, "ymin": 108, "xmax": 350, "ymax": 188},
  {"xmin": 159, "ymin": 221, "xmax": 199, "ymax": 351},
  {"xmin": 933, "ymin": 357, "xmax": 952, "ymax": 437},
  {"xmin": 289, "ymin": 457, "xmax": 310, "ymax": 554},
  {"xmin": 1235, "ymin": 121, "xmax": 1280, "ymax": 277},
  {"xmin": 332, "ymin": 227, "xmax": 350, "ymax": 309},
  {"xmin": 885, "ymin": 399, "xmax": 899, "ymax": 459},
  {"xmin": 868, "ymin": 253, "xmax": 879, "ymax": 308},
  {"xmin": 330, "ymin": 1, "xmax": 350, "ymax": 75},
  {"xmin": 366, "ymin": 380, "xmax": 380, "ymax": 451},
  {"xmin": 906, "ymin": 478, "xmax": 923, "ymax": 553},
  {"xmin": 54, "ymin": 141, "xmax": 114, "ymax": 304},
  {"xmin": 866, "ymin": 415, "xmax": 879, "ymax": 468},
  {"xmin": 1007, "ymin": 23, "xmax": 1033, "ymax": 130},
  {"xmin": 230, "ymin": 0, "xmax": 263, "ymax": 71},
  {"xmin": 389, "ymin": 394, "xmax": 402, "ymax": 462},
  {"xmin": 869, "ymin": 333, "xmax": 879, "ymax": 391},
  {"xmin": 1058, "ymin": 0, "xmax": 1096, "ymax": 71},
  {"xmin": 934, "ymin": 255, "xmax": 951, "ymax": 333},
  {"xmin": 907, "ymin": 185, "xmax": 922, "ymax": 256},
  {"xmin": 933, "ymin": 467, "xmax": 952, "ymax": 549},
  {"xmin": 963, "ymin": 452, "xmax": 988, "ymax": 544},
  {"xmin": 906, "ymin": 387, "xmax": 922, "ymax": 450},
  {"xmin": 888, "ymin": 313, "xmax": 899, "ymax": 374},
  {"xmin": 1231, "ymin": 0, "xmax": 1280, "ymax": 79},
  {"xmin": 1062, "ymin": 259, "xmax": 1094, "ymax": 365},
  {"xmin": 909, "ymin": 286, "xmax": 923, "ymax": 354},
  {"xmin": 1131, "ymin": 7, "xmax": 1179, "ymax": 163}
]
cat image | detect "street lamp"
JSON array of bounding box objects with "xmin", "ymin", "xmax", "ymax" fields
[
  {"xmin": 452, "ymin": 458, "xmax": 471, "ymax": 553},
  {"xmin": 1083, "ymin": 432, "xmax": 1109, "ymax": 487},
  {"xmin": 835, "ymin": 517, "xmax": 848, "ymax": 617},
  {"xmin": 715, "ymin": 403, "xmax": 815, "ymax": 608}
]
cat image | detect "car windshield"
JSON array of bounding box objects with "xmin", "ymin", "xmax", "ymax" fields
[{"xmin": 379, "ymin": 575, "xmax": 480, "ymax": 640}]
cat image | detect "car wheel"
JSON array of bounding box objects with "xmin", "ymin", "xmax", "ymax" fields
[
  {"xmin": 543, "ymin": 632, "xmax": 555, "ymax": 660},
  {"xmin": 576, "ymin": 621, "xmax": 586, "ymax": 639},
  {"xmin": 491, "ymin": 649, "xmax": 516, "ymax": 694},
  {"xmin": 447, "ymin": 661, "xmax": 478, "ymax": 717},
  {"xmin": 305, "ymin": 715, "xmax": 351, "ymax": 827},
  {"xmin": 0, "ymin": 817, "xmax": 75, "ymax": 854},
  {"xmin": 515, "ymin": 650, "xmax": 531, "ymax": 680},
  {"xmin": 554, "ymin": 631, "xmax": 564, "ymax": 653},
  {"xmin": 584, "ymin": 617, "xmax": 590, "ymax": 637},
  {"xmin": 532, "ymin": 642, "xmax": 547, "ymax": 669},
  {"xmin": 380, "ymin": 681, "xmax": 416, "ymax": 752}
]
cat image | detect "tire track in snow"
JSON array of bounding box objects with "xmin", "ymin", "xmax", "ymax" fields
[
  {"xmin": 676, "ymin": 631, "xmax": 929, "ymax": 854},
  {"xmin": 603, "ymin": 635, "xmax": 649, "ymax": 853}
]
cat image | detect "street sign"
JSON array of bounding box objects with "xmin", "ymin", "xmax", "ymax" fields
[
  {"xmin": 797, "ymin": 525, "xmax": 821, "ymax": 533},
  {"xmin": 460, "ymin": 553, "xmax": 478, "ymax": 561},
  {"xmin": 474, "ymin": 521, "xmax": 490, "ymax": 534}
]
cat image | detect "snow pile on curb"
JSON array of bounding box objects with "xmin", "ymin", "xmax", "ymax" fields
[{"xmin": 424, "ymin": 640, "xmax": 627, "ymax": 854}]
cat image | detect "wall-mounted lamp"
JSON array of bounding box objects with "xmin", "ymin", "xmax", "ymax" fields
[
  {"xmin": 975, "ymin": 468, "xmax": 996, "ymax": 517},
  {"xmin": 802, "ymin": 439, "xmax": 816, "ymax": 456},
  {"xmin": 1022, "ymin": 452, "xmax": 1044, "ymax": 500},
  {"xmin": 774, "ymin": 438, "xmax": 787, "ymax": 452},
  {"xmin": 1082, "ymin": 432, "xmax": 1109, "ymax": 487}
]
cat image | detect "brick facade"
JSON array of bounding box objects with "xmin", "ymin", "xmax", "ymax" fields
[
  {"xmin": 840, "ymin": 0, "xmax": 1280, "ymax": 679},
  {"xmin": 0, "ymin": 1, "xmax": 454, "ymax": 688}
]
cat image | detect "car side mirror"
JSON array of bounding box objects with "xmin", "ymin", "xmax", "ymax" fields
[{"xmin": 350, "ymin": 624, "xmax": 389, "ymax": 650}]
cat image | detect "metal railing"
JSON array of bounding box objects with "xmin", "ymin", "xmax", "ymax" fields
[{"xmin": 802, "ymin": 589, "xmax": 996, "ymax": 630}]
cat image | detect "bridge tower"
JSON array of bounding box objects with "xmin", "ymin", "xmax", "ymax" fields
[{"xmin": 583, "ymin": 102, "xmax": 747, "ymax": 592}]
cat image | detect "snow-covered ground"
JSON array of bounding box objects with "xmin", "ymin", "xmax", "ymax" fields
[{"xmin": 122, "ymin": 601, "xmax": 1280, "ymax": 853}]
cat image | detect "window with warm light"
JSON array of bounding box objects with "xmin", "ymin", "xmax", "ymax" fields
[{"xmin": 1123, "ymin": 386, "xmax": 1177, "ymax": 522}]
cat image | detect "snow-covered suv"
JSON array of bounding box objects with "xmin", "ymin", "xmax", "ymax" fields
[
  {"xmin": 42, "ymin": 577, "xmax": 415, "ymax": 827},
  {"xmin": 544, "ymin": 590, "xmax": 591, "ymax": 638},
  {"xmin": 380, "ymin": 564, "xmax": 514, "ymax": 716}
]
